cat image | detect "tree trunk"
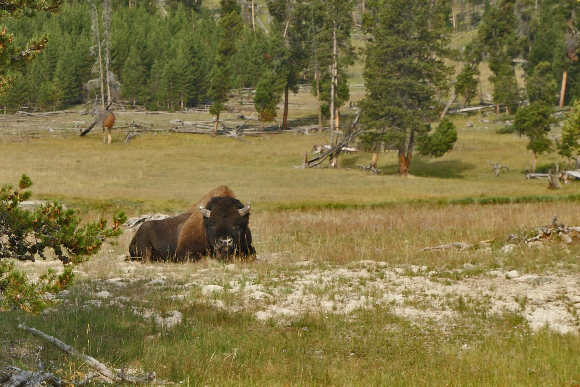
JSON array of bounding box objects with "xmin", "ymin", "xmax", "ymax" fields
[
  {"xmin": 329, "ymin": 23, "xmax": 337, "ymax": 146},
  {"xmin": 451, "ymin": 0, "xmax": 457, "ymax": 33},
  {"xmin": 214, "ymin": 112, "xmax": 220, "ymax": 134},
  {"xmin": 362, "ymin": 0, "xmax": 365, "ymax": 14},
  {"xmin": 398, "ymin": 150, "xmax": 411, "ymax": 176},
  {"xmin": 89, "ymin": 0, "xmax": 105, "ymax": 109},
  {"xmin": 251, "ymin": 0, "xmax": 255, "ymax": 30},
  {"xmin": 398, "ymin": 128, "xmax": 415, "ymax": 176},
  {"xmin": 259, "ymin": 116, "xmax": 264, "ymax": 132},
  {"xmin": 532, "ymin": 150, "xmax": 537, "ymax": 173},
  {"xmin": 316, "ymin": 71, "xmax": 323, "ymax": 133},
  {"xmin": 370, "ymin": 153, "xmax": 378, "ymax": 169},
  {"xmin": 560, "ymin": 69, "xmax": 568, "ymax": 108},
  {"xmin": 103, "ymin": 0, "xmax": 112, "ymax": 105},
  {"xmin": 282, "ymin": 84, "xmax": 289, "ymax": 131}
]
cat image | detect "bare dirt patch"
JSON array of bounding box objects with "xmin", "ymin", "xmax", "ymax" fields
[{"xmin": 59, "ymin": 254, "xmax": 580, "ymax": 335}]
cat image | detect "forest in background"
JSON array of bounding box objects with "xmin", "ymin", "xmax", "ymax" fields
[{"xmin": 1, "ymin": 0, "xmax": 580, "ymax": 114}]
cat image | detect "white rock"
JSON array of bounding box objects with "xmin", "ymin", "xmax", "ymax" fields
[
  {"xmin": 95, "ymin": 291, "xmax": 111, "ymax": 299},
  {"xmin": 527, "ymin": 241, "xmax": 544, "ymax": 249},
  {"xmin": 506, "ymin": 270, "xmax": 520, "ymax": 279},
  {"xmin": 146, "ymin": 278, "xmax": 166, "ymax": 286},
  {"xmin": 202, "ymin": 285, "xmax": 224, "ymax": 295},
  {"xmin": 500, "ymin": 244, "xmax": 516, "ymax": 253}
]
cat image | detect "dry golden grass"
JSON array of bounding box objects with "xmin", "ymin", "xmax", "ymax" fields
[{"xmin": 0, "ymin": 103, "xmax": 576, "ymax": 218}]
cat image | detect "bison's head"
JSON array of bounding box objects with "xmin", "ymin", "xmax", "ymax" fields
[{"xmin": 199, "ymin": 196, "xmax": 254, "ymax": 259}]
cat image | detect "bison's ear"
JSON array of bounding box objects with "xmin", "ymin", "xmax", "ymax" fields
[
  {"xmin": 238, "ymin": 201, "xmax": 251, "ymax": 217},
  {"xmin": 199, "ymin": 205, "xmax": 211, "ymax": 218}
]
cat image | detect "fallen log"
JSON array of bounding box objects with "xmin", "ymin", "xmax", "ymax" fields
[
  {"xmin": 418, "ymin": 242, "xmax": 472, "ymax": 252},
  {"xmin": 18, "ymin": 324, "xmax": 170, "ymax": 385}
]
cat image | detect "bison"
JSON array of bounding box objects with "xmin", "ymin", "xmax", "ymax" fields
[{"xmin": 128, "ymin": 186, "xmax": 254, "ymax": 261}]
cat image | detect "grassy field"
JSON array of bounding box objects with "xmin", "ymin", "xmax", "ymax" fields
[{"xmin": 1, "ymin": 32, "xmax": 580, "ymax": 384}]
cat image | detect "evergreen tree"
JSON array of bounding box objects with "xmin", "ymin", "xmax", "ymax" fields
[
  {"xmin": 359, "ymin": 0, "xmax": 453, "ymax": 175},
  {"xmin": 0, "ymin": 175, "xmax": 126, "ymax": 313},
  {"xmin": 417, "ymin": 118, "xmax": 458, "ymax": 158},
  {"xmin": 310, "ymin": 0, "xmax": 355, "ymax": 146},
  {"xmin": 209, "ymin": 0, "xmax": 244, "ymax": 133},
  {"xmin": 121, "ymin": 48, "xmax": 146, "ymax": 106},
  {"xmin": 254, "ymin": 72, "xmax": 283, "ymax": 131},
  {"xmin": 477, "ymin": 0, "xmax": 521, "ymax": 114},
  {"xmin": 0, "ymin": 0, "xmax": 60, "ymax": 95},
  {"xmin": 266, "ymin": 0, "xmax": 309, "ymax": 131},
  {"xmin": 527, "ymin": 0, "xmax": 579, "ymax": 106},
  {"xmin": 526, "ymin": 61, "xmax": 557, "ymax": 105},
  {"xmin": 514, "ymin": 102, "xmax": 553, "ymax": 172},
  {"xmin": 455, "ymin": 63, "xmax": 478, "ymax": 107},
  {"xmin": 557, "ymin": 100, "xmax": 580, "ymax": 166}
]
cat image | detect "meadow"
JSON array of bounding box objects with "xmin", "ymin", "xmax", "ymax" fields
[{"xmin": 1, "ymin": 87, "xmax": 580, "ymax": 386}]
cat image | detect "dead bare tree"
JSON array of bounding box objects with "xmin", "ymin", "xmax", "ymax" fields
[
  {"xmin": 85, "ymin": 0, "xmax": 120, "ymax": 108},
  {"xmin": 304, "ymin": 110, "xmax": 362, "ymax": 168},
  {"xmin": 487, "ymin": 159, "xmax": 510, "ymax": 177},
  {"xmin": 548, "ymin": 163, "xmax": 561, "ymax": 189}
]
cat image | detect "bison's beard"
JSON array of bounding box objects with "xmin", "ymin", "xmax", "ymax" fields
[{"xmin": 214, "ymin": 243, "xmax": 237, "ymax": 258}]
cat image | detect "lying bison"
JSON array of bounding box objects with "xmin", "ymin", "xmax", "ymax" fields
[{"xmin": 128, "ymin": 186, "xmax": 255, "ymax": 261}]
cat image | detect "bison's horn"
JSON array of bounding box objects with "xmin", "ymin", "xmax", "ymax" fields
[
  {"xmin": 199, "ymin": 204, "xmax": 211, "ymax": 218},
  {"xmin": 238, "ymin": 201, "xmax": 251, "ymax": 217}
]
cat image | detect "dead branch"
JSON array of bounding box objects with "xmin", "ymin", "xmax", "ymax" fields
[
  {"xmin": 18, "ymin": 324, "xmax": 170, "ymax": 385},
  {"xmin": 1, "ymin": 365, "xmax": 62, "ymax": 387},
  {"xmin": 304, "ymin": 110, "xmax": 363, "ymax": 168},
  {"xmin": 15, "ymin": 110, "xmax": 75, "ymax": 117},
  {"xmin": 417, "ymin": 242, "xmax": 472, "ymax": 252},
  {"xmin": 237, "ymin": 112, "xmax": 256, "ymax": 131},
  {"xmin": 487, "ymin": 159, "xmax": 509, "ymax": 177},
  {"xmin": 439, "ymin": 91, "xmax": 455, "ymax": 120}
]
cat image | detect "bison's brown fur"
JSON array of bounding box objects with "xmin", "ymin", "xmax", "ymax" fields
[{"xmin": 129, "ymin": 186, "xmax": 234, "ymax": 261}]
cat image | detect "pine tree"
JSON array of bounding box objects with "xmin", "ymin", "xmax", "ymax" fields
[
  {"xmin": 254, "ymin": 72, "xmax": 283, "ymax": 131},
  {"xmin": 477, "ymin": 0, "xmax": 521, "ymax": 114},
  {"xmin": 514, "ymin": 102, "xmax": 553, "ymax": 172},
  {"xmin": 310, "ymin": 0, "xmax": 355, "ymax": 148},
  {"xmin": 359, "ymin": 0, "xmax": 453, "ymax": 175},
  {"xmin": 526, "ymin": 61, "xmax": 557, "ymax": 106},
  {"xmin": 0, "ymin": 175, "xmax": 126, "ymax": 313},
  {"xmin": 121, "ymin": 48, "xmax": 146, "ymax": 106},
  {"xmin": 0, "ymin": 0, "xmax": 60, "ymax": 95},
  {"xmin": 455, "ymin": 63, "xmax": 479, "ymax": 107},
  {"xmin": 266, "ymin": 0, "xmax": 309, "ymax": 131},
  {"xmin": 557, "ymin": 99, "xmax": 580, "ymax": 166},
  {"xmin": 417, "ymin": 118, "xmax": 458, "ymax": 158},
  {"xmin": 209, "ymin": 0, "xmax": 244, "ymax": 133}
]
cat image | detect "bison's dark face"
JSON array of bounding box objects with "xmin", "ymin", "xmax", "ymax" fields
[{"xmin": 199, "ymin": 196, "xmax": 254, "ymax": 259}]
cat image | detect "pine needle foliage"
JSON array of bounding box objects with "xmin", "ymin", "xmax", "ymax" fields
[
  {"xmin": 0, "ymin": 0, "xmax": 61, "ymax": 95},
  {"xmin": 359, "ymin": 0, "xmax": 453, "ymax": 175},
  {"xmin": 0, "ymin": 175, "xmax": 126, "ymax": 312}
]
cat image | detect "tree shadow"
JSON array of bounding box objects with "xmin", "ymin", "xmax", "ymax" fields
[{"xmin": 381, "ymin": 157, "xmax": 476, "ymax": 179}]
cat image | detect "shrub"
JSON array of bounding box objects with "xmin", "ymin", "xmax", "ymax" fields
[{"xmin": 0, "ymin": 175, "xmax": 126, "ymax": 312}]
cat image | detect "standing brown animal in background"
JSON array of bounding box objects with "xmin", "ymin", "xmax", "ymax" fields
[{"xmin": 80, "ymin": 104, "xmax": 115, "ymax": 144}]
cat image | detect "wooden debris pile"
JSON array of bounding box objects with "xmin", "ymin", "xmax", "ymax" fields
[{"xmin": 525, "ymin": 216, "xmax": 580, "ymax": 245}]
